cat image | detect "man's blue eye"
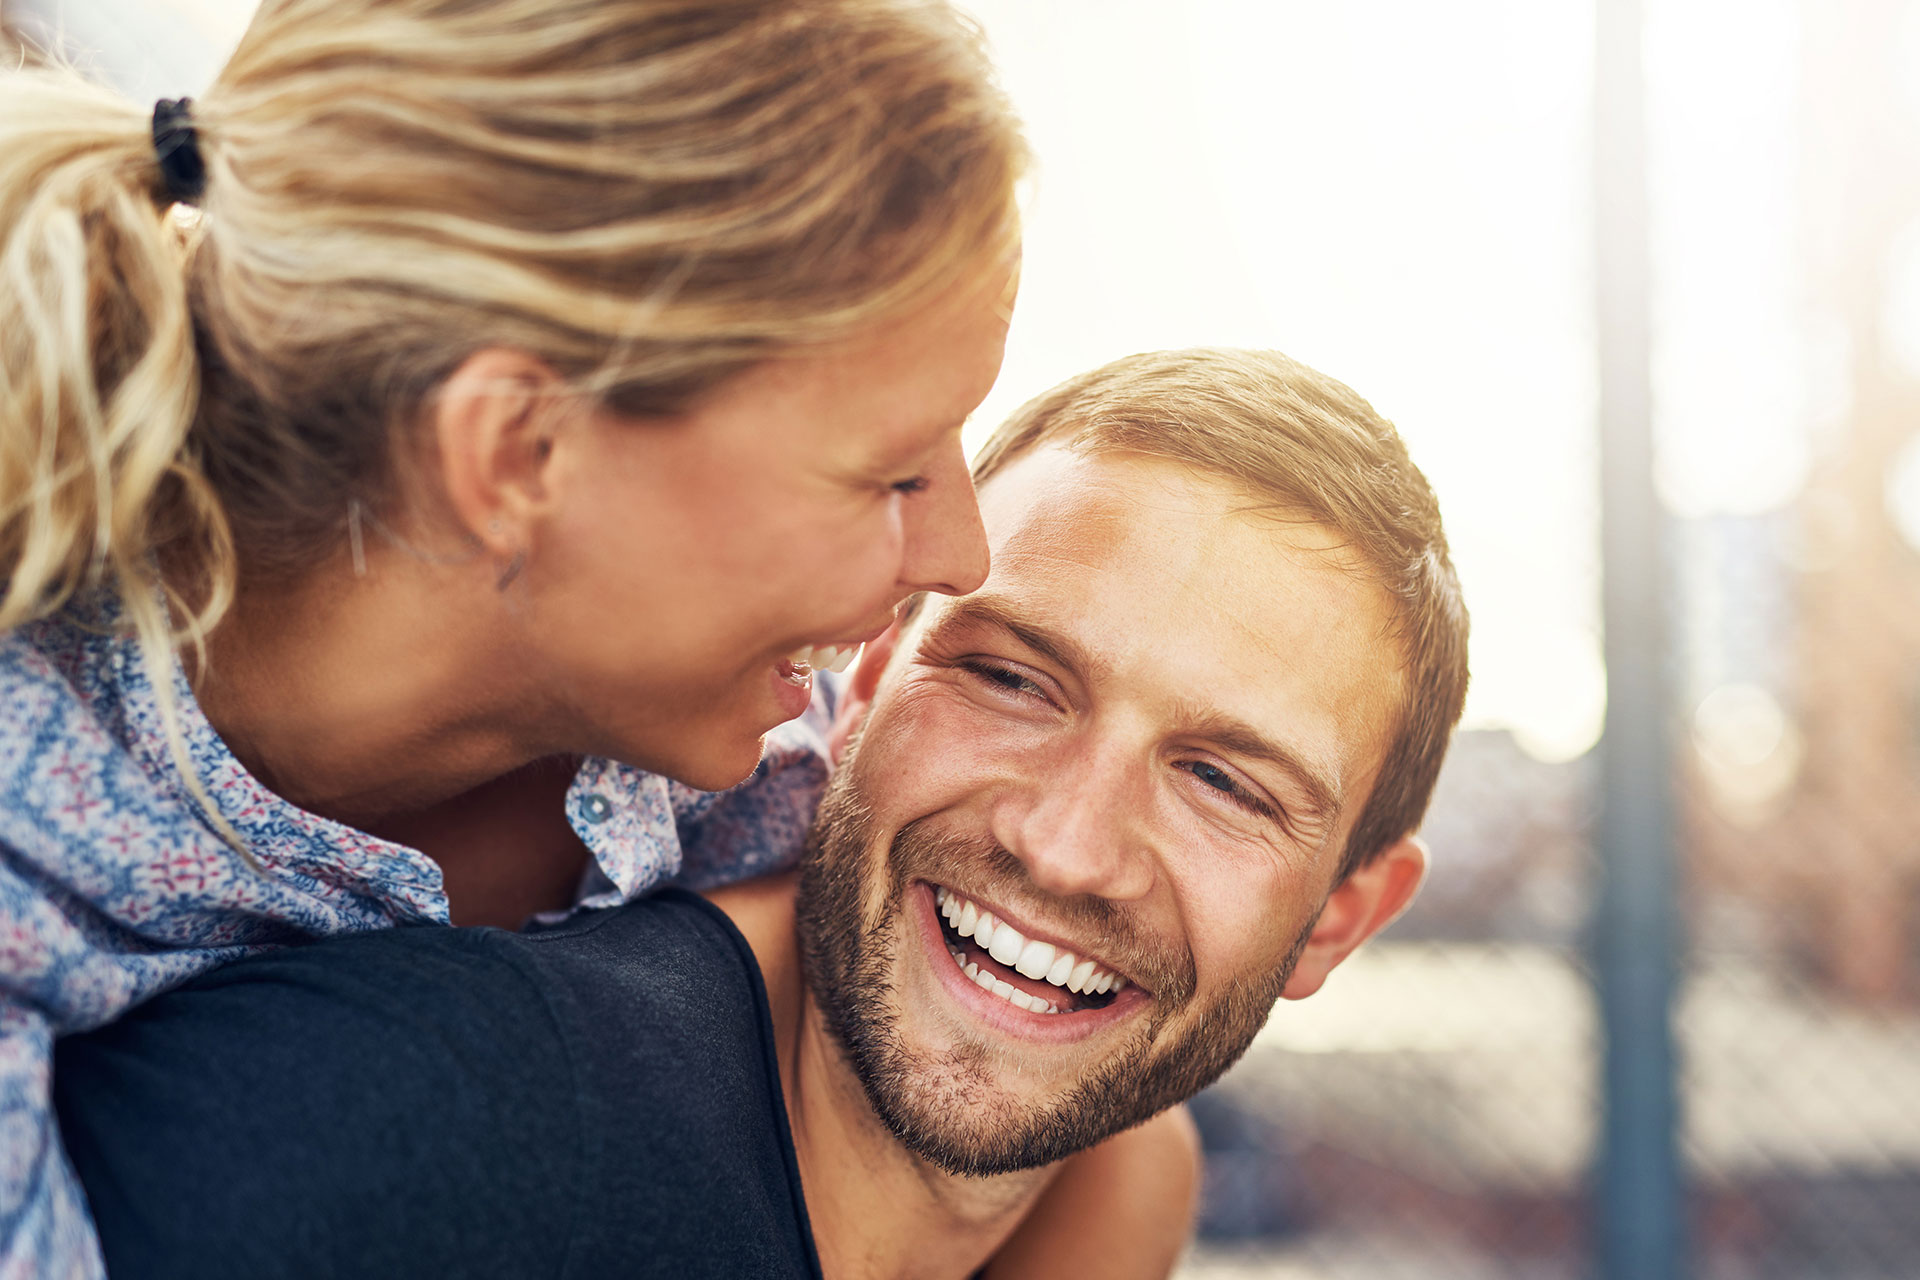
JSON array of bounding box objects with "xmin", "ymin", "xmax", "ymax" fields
[
  {"xmin": 979, "ymin": 664, "xmax": 1031, "ymax": 692},
  {"xmin": 961, "ymin": 660, "xmax": 1038, "ymax": 696},
  {"xmin": 1185, "ymin": 761, "xmax": 1240, "ymax": 795},
  {"xmin": 1179, "ymin": 760, "xmax": 1283, "ymax": 824}
]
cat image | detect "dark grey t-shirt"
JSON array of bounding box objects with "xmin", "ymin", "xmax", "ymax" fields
[{"xmin": 54, "ymin": 890, "xmax": 821, "ymax": 1280}]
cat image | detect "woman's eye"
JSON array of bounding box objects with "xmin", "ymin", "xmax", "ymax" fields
[{"xmin": 891, "ymin": 476, "xmax": 929, "ymax": 495}]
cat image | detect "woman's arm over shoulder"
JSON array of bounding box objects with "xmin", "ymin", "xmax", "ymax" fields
[
  {"xmin": 0, "ymin": 1001, "xmax": 108, "ymax": 1279},
  {"xmin": 986, "ymin": 1103, "xmax": 1203, "ymax": 1280}
]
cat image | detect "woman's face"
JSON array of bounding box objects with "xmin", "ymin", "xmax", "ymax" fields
[{"xmin": 528, "ymin": 265, "xmax": 1015, "ymax": 790}]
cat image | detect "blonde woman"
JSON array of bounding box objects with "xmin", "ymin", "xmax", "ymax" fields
[{"xmin": 0, "ymin": 1, "xmax": 1195, "ymax": 1275}]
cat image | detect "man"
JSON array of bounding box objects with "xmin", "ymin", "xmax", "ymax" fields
[{"xmin": 54, "ymin": 348, "xmax": 1469, "ymax": 1278}]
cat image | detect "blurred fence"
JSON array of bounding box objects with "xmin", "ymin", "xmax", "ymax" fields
[
  {"xmin": 1182, "ymin": 720, "xmax": 1920, "ymax": 1279},
  {"xmin": 1182, "ymin": 2, "xmax": 1920, "ymax": 1270}
]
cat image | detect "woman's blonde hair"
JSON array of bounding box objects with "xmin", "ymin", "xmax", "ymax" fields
[{"xmin": 1, "ymin": 0, "xmax": 1024, "ymax": 689}]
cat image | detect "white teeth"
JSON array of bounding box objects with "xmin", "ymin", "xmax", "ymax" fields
[
  {"xmin": 1069, "ymin": 958, "xmax": 1096, "ymax": 993},
  {"xmin": 1014, "ymin": 939, "xmax": 1055, "ymax": 980},
  {"xmin": 937, "ymin": 886, "xmax": 1130, "ymax": 1002},
  {"xmin": 973, "ymin": 913, "xmax": 995, "ymax": 951},
  {"xmin": 948, "ymin": 929, "xmax": 1064, "ymax": 1015},
  {"xmin": 789, "ymin": 643, "xmax": 861, "ymax": 676},
  {"xmin": 987, "ymin": 924, "xmax": 1026, "ymax": 968}
]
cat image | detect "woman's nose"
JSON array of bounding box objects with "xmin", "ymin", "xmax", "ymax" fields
[{"xmin": 897, "ymin": 440, "xmax": 989, "ymax": 597}]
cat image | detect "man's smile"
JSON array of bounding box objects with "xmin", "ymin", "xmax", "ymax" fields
[
  {"xmin": 908, "ymin": 881, "xmax": 1152, "ymax": 1041},
  {"xmin": 935, "ymin": 883, "xmax": 1132, "ymax": 1011}
]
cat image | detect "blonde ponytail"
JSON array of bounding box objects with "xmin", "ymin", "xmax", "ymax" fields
[
  {"xmin": 0, "ymin": 69, "xmax": 235, "ymax": 665},
  {"xmin": 0, "ymin": 69, "xmax": 243, "ymax": 852}
]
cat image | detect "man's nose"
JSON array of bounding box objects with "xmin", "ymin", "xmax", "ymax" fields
[
  {"xmin": 989, "ymin": 741, "xmax": 1157, "ymax": 903},
  {"xmin": 896, "ymin": 439, "xmax": 989, "ymax": 597}
]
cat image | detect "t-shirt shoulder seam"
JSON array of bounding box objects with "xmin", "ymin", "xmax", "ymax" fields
[
  {"xmin": 668, "ymin": 892, "xmax": 826, "ymax": 1278},
  {"xmin": 458, "ymin": 926, "xmax": 593, "ymax": 1280}
]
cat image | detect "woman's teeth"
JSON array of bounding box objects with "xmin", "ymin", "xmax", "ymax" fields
[
  {"xmin": 788, "ymin": 642, "xmax": 861, "ymax": 676},
  {"xmin": 935, "ymin": 885, "xmax": 1129, "ymax": 1015}
]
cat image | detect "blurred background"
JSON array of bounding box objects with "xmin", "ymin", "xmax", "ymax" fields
[{"xmin": 10, "ymin": 0, "xmax": 1920, "ymax": 1275}]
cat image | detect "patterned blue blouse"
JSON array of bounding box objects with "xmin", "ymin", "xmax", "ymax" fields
[{"xmin": 0, "ymin": 601, "xmax": 836, "ymax": 1279}]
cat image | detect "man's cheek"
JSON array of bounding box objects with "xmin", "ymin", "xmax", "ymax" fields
[{"xmin": 866, "ymin": 698, "xmax": 1014, "ymax": 812}]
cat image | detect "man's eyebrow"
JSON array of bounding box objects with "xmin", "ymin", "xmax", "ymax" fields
[
  {"xmin": 933, "ymin": 597, "xmax": 1344, "ymax": 823},
  {"xmin": 932, "ymin": 596, "xmax": 1104, "ymax": 680},
  {"xmin": 1173, "ymin": 703, "xmax": 1343, "ymax": 824}
]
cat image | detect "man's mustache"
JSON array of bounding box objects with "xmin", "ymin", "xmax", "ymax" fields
[{"xmin": 882, "ymin": 820, "xmax": 1199, "ymax": 1009}]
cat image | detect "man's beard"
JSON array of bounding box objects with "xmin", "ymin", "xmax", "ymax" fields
[{"xmin": 795, "ymin": 745, "xmax": 1320, "ymax": 1178}]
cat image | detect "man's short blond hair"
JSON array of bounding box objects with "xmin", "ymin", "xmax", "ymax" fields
[{"xmin": 972, "ymin": 348, "xmax": 1469, "ymax": 881}]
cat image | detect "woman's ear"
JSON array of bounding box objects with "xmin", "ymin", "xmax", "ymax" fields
[
  {"xmin": 431, "ymin": 348, "xmax": 568, "ymax": 559},
  {"xmin": 1280, "ymin": 836, "xmax": 1428, "ymax": 1001},
  {"xmin": 826, "ymin": 617, "xmax": 907, "ymax": 763}
]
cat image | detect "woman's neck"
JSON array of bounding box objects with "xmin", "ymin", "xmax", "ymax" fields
[{"xmin": 194, "ymin": 549, "xmax": 540, "ymax": 829}]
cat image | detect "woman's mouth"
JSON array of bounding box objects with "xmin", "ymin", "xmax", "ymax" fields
[{"xmin": 776, "ymin": 642, "xmax": 863, "ymax": 687}]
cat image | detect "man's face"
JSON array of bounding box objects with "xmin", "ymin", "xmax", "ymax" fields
[{"xmin": 798, "ymin": 445, "xmax": 1412, "ymax": 1175}]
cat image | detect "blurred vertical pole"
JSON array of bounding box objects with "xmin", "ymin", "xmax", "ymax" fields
[{"xmin": 1593, "ymin": 0, "xmax": 1685, "ymax": 1278}]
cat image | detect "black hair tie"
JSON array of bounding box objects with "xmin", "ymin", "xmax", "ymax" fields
[{"xmin": 151, "ymin": 97, "xmax": 206, "ymax": 206}]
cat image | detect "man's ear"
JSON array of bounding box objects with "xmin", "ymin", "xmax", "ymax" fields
[
  {"xmin": 430, "ymin": 348, "xmax": 569, "ymax": 560},
  {"xmin": 1280, "ymin": 836, "xmax": 1428, "ymax": 1001},
  {"xmin": 826, "ymin": 618, "xmax": 907, "ymax": 762}
]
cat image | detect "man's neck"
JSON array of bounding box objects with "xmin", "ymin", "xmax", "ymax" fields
[
  {"xmin": 784, "ymin": 1000, "xmax": 1050, "ymax": 1280},
  {"xmin": 706, "ymin": 875, "xmax": 1055, "ymax": 1280}
]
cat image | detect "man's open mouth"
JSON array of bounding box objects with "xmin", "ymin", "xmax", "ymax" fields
[{"xmin": 931, "ymin": 884, "xmax": 1132, "ymax": 1015}]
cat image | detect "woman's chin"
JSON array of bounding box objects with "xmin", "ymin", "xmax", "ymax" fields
[
  {"xmin": 601, "ymin": 666, "xmax": 810, "ymax": 791},
  {"xmin": 680, "ymin": 758, "xmax": 762, "ymax": 793},
  {"xmin": 643, "ymin": 725, "xmax": 768, "ymax": 793}
]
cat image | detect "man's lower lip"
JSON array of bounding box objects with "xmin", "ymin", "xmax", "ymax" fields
[{"xmin": 910, "ymin": 882, "xmax": 1143, "ymax": 1044}]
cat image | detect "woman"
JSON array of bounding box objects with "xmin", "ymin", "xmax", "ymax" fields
[{"xmin": 1, "ymin": 2, "xmax": 1195, "ymax": 1275}]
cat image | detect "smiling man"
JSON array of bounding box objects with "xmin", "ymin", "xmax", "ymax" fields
[{"xmin": 53, "ymin": 349, "xmax": 1469, "ymax": 1279}]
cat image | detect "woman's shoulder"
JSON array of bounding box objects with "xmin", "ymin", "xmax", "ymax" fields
[{"xmin": 0, "ymin": 612, "xmax": 445, "ymax": 1030}]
